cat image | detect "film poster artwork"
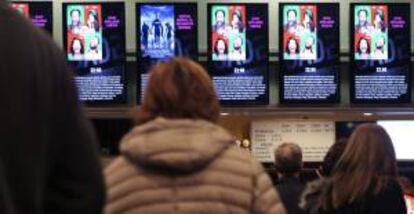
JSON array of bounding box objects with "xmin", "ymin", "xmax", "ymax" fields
[
  {"xmin": 66, "ymin": 5, "xmax": 103, "ymax": 61},
  {"xmin": 283, "ymin": 5, "xmax": 318, "ymax": 61},
  {"xmin": 211, "ymin": 5, "xmax": 247, "ymax": 61},
  {"xmin": 354, "ymin": 5, "xmax": 389, "ymax": 60}
]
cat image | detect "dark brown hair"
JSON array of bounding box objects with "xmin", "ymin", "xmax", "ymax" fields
[
  {"xmin": 136, "ymin": 57, "xmax": 220, "ymax": 124},
  {"xmin": 320, "ymin": 138, "xmax": 348, "ymax": 176},
  {"xmin": 320, "ymin": 124, "xmax": 397, "ymax": 210}
]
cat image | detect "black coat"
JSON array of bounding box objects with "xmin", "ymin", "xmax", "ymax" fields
[
  {"xmin": 277, "ymin": 176, "xmax": 306, "ymax": 214},
  {"xmin": 0, "ymin": 2, "xmax": 104, "ymax": 213}
]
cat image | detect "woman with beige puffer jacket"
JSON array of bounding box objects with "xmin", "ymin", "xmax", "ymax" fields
[{"xmin": 104, "ymin": 58, "xmax": 286, "ymax": 214}]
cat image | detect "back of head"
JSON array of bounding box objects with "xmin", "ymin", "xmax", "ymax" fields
[
  {"xmin": 324, "ymin": 123, "xmax": 397, "ymax": 209},
  {"xmin": 274, "ymin": 143, "xmax": 303, "ymax": 177},
  {"xmin": 137, "ymin": 57, "xmax": 220, "ymax": 124},
  {"xmin": 321, "ymin": 138, "xmax": 348, "ymax": 176}
]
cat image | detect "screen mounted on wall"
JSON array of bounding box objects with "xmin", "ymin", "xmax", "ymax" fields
[
  {"xmin": 279, "ymin": 3, "xmax": 340, "ymax": 104},
  {"xmin": 63, "ymin": 2, "xmax": 126, "ymax": 104},
  {"xmin": 207, "ymin": 3, "xmax": 269, "ymax": 105},
  {"xmin": 350, "ymin": 3, "xmax": 411, "ymax": 104}
]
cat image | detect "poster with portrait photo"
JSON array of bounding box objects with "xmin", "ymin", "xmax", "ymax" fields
[
  {"xmin": 354, "ymin": 5, "xmax": 388, "ymax": 60},
  {"xmin": 283, "ymin": 5, "xmax": 317, "ymax": 60},
  {"xmin": 211, "ymin": 5, "xmax": 246, "ymax": 61},
  {"xmin": 11, "ymin": 2, "xmax": 53, "ymax": 34},
  {"xmin": 66, "ymin": 4, "xmax": 103, "ymax": 61},
  {"xmin": 11, "ymin": 3, "xmax": 29, "ymax": 17}
]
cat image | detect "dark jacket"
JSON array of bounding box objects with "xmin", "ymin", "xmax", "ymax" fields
[
  {"xmin": 300, "ymin": 178, "xmax": 407, "ymax": 214},
  {"xmin": 105, "ymin": 118, "xmax": 286, "ymax": 214},
  {"xmin": 277, "ymin": 176, "xmax": 306, "ymax": 214},
  {"xmin": 0, "ymin": 2, "xmax": 104, "ymax": 213}
]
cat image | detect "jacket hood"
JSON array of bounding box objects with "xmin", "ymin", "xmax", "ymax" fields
[{"xmin": 120, "ymin": 118, "xmax": 234, "ymax": 173}]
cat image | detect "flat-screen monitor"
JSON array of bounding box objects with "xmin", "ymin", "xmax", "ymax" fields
[
  {"xmin": 63, "ymin": 2, "xmax": 126, "ymax": 104},
  {"xmin": 11, "ymin": 1, "xmax": 53, "ymax": 34},
  {"xmin": 350, "ymin": 3, "xmax": 411, "ymax": 104},
  {"xmin": 279, "ymin": 3, "xmax": 340, "ymax": 104},
  {"xmin": 136, "ymin": 3, "xmax": 198, "ymax": 103},
  {"xmin": 378, "ymin": 121, "xmax": 414, "ymax": 161},
  {"xmin": 207, "ymin": 3, "xmax": 269, "ymax": 105}
]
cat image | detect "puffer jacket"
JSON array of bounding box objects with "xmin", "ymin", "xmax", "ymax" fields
[{"xmin": 104, "ymin": 117, "xmax": 286, "ymax": 214}]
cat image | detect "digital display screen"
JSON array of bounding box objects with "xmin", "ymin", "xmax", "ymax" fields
[
  {"xmin": 137, "ymin": 3, "xmax": 198, "ymax": 103},
  {"xmin": 11, "ymin": 2, "xmax": 53, "ymax": 34},
  {"xmin": 350, "ymin": 3, "xmax": 411, "ymax": 104},
  {"xmin": 279, "ymin": 3, "xmax": 340, "ymax": 104},
  {"xmin": 378, "ymin": 121, "xmax": 414, "ymax": 160},
  {"xmin": 208, "ymin": 3, "xmax": 269, "ymax": 105},
  {"xmin": 63, "ymin": 3, "xmax": 126, "ymax": 104}
]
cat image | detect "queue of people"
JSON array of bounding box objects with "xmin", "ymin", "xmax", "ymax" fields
[{"xmin": 0, "ymin": 2, "xmax": 412, "ymax": 213}]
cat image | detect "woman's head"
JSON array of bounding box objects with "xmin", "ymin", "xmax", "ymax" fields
[
  {"xmin": 339, "ymin": 124, "xmax": 397, "ymax": 177},
  {"xmin": 323, "ymin": 124, "xmax": 397, "ymax": 209},
  {"xmin": 70, "ymin": 38, "xmax": 83, "ymax": 55},
  {"xmin": 88, "ymin": 10, "xmax": 99, "ymax": 31},
  {"xmin": 232, "ymin": 10, "xmax": 244, "ymax": 32},
  {"xmin": 304, "ymin": 9, "xmax": 314, "ymax": 25},
  {"xmin": 214, "ymin": 38, "xmax": 227, "ymax": 55},
  {"xmin": 136, "ymin": 58, "xmax": 220, "ymax": 124},
  {"xmin": 357, "ymin": 37, "xmax": 370, "ymax": 54},
  {"xmin": 286, "ymin": 37, "xmax": 299, "ymax": 55},
  {"xmin": 374, "ymin": 9, "xmax": 385, "ymax": 31}
]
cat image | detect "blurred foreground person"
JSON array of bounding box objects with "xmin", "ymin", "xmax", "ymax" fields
[
  {"xmin": 104, "ymin": 58, "xmax": 286, "ymax": 214},
  {"xmin": 0, "ymin": 3, "xmax": 105, "ymax": 214},
  {"xmin": 301, "ymin": 124, "xmax": 406, "ymax": 214},
  {"xmin": 274, "ymin": 143, "xmax": 305, "ymax": 214}
]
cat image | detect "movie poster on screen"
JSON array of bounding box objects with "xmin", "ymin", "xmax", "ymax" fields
[
  {"xmin": 354, "ymin": 5, "xmax": 388, "ymax": 61},
  {"xmin": 11, "ymin": 3, "xmax": 29, "ymax": 17},
  {"xmin": 137, "ymin": 3, "xmax": 198, "ymax": 103},
  {"xmin": 282, "ymin": 5, "xmax": 317, "ymax": 61},
  {"xmin": 11, "ymin": 2, "xmax": 53, "ymax": 33},
  {"xmin": 66, "ymin": 5, "xmax": 103, "ymax": 61},
  {"xmin": 140, "ymin": 5, "xmax": 175, "ymax": 59},
  {"xmin": 211, "ymin": 5, "xmax": 247, "ymax": 62}
]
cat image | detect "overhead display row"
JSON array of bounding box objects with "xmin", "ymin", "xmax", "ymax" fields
[{"xmin": 10, "ymin": 2, "xmax": 412, "ymax": 106}]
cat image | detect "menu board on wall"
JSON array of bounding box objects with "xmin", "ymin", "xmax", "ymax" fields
[
  {"xmin": 350, "ymin": 3, "xmax": 411, "ymax": 103},
  {"xmin": 251, "ymin": 120, "xmax": 335, "ymax": 162},
  {"xmin": 207, "ymin": 3, "xmax": 269, "ymax": 105},
  {"xmin": 279, "ymin": 3, "xmax": 340, "ymax": 104}
]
